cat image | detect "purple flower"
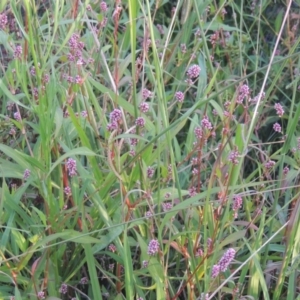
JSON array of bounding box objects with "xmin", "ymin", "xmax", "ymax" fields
[
  {"xmin": 175, "ymin": 91, "xmax": 185, "ymax": 103},
  {"xmin": 109, "ymin": 108, "xmax": 122, "ymax": 122},
  {"xmin": 251, "ymin": 91, "xmax": 265, "ymax": 103},
  {"xmin": 130, "ymin": 137, "xmax": 138, "ymax": 146},
  {"xmin": 66, "ymin": 158, "xmax": 77, "ymax": 177},
  {"xmin": 0, "ymin": 13, "xmax": 8, "ymax": 30},
  {"xmin": 30, "ymin": 66, "xmax": 36, "ymax": 76},
  {"xmin": 23, "ymin": 169, "xmax": 31, "ymax": 181},
  {"xmin": 107, "ymin": 121, "xmax": 118, "ymax": 131},
  {"xmin": 68, "ymin": 33, "xmax": 80, "ymax": 49},
  {"xmin": 59, "ymin": 283, "xmax": 68, "ymax": 294},
  {"xmin": 180, "ymin": 44, "xmax": 187, "ymax": 53},
  {"xmin": 13, "ymin": 112, "xmax": 21, "ymax": 121},
  {"xmin": 145, "ymin": 210, "xmax": 153, "ymax": 219},
  {"xmin": 237, "ymin": 84, "xmax": 250, "ymax": 104},
  {"xmin": 162, "ymin": 202, "xmax": 173, "ymax": 212},
  {"xmin": 218, "ymin": 248, "xmax": 236, "ymax": 272},
  {"xmin": 232, "ymin": 195, "xmax": 242, "ymax": 211},
  {"xmin": 232, "ymin": 195, "xmax": 242, "ymax": 218},
  {"xmin": 194, "ymin": 127, "xmax": 203, "ymax": 139},
  {"xmin": 192, "ymin": 168, "xmax": 198, "ymax": 175},
  {"xmin": 81, "ymin": 110, "xmax": 88, "ymax": 118},
  {"xmin": 186, "ymin": 64, "xmax": 201, "ymax": 79},
  {"xmin": 265, "ymin": 160, "xmax": 275, "ymax": 169},
  {"xmin": 283, "ymin": 166, "xmax": 289, "ymax": 175},
  {"xmin": 135, "ymin": 117, "xmax": 145, "ymax": 127},
  {"xmin": 201, "ymin": 115, "xmax": 212, "ymax": 130},
  {"xmin": 9, "ymin": 127, "xmax": 16, "ymax": 136},
  {"xmin": 33, "ymin": 87, "xmax": 39, "ymax": 98},
  {"xmin": 273, "ymin": 122, "xmax": 281, "ymax": 133},
  {"xmin": 191, "ymin": 157, "xmax": 198, "ymax": 165},
  {"xmin": 164, "ymin": 192, "xmax": 171, "ymax": 199},
  {"xmin": 142, "ymin": 260, "xmax": 149, "ymax": 268},
  {"xmin": 274, "ymin": 103, "xmax": 284, "ymax": 117},
  {"xmin": 129, "ymin": 149, "xmax": 136, "ymax": 156},
  {"xmin": 211, "ymin": 248, "xmax": 236, "ymax": 278},
  {"xmin": 43, "ymin": 74, "xmax": 50, "ymax": 84},
  {"xmin": 142, "ymin": 88, "xmax": 153, "ymax": 100},
  {"xmin": 100, "ymin": 1, "xmax": 108, "ymax": 12},
  {"xmin": 195, "ymin": 248, "xmax": 203, "ymax": 257},
  {"xmin": 188, "ymin": 186, "xmax": 197, "ymax": 197},
  {"xmin": 146, "ymin": 166, "xmax": 155, "ymax": 178},
  {"xmin": 75, "ymin": 75, "xmax": 82, "ymax": 84},
  {"xmin": 80, "ymin": 277, "xmax": 88, "ymax": 284},
  {"xmin": 37, "ymin": 291, "xmax": 45, "ymax": 299},
  {"xmin": 14, "ymin": 45, "xmax": 23, "ymax": 59},
  {"xmin": 228, "ymin": 149, "xmax": 239, "ymax": 165},
  {"xmin": 140, "ymin": 102, "xmax": 149, "ymax": 113},
  {"xmin": 211, "ymin": 264, "xmax": 220, "ymax": 278},
  {"xmin": 64, "ymin": 186, "xmax": 71, "ymax": 196},
  {"xmin": 108, "ymin": 244, "xmax": 116, "ymax": 252},
  {"xmin": 147, "ymin": 239, "xmax": 159, "ymax": 255}
]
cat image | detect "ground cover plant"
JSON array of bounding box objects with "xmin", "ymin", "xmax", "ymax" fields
[{"xmin": 0, "ymin": 0, "xmax": 300, "ymax": 299}]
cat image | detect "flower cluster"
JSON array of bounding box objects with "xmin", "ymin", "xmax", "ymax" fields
[
  {"xmin": 251, "ymin": 91, "xmax": 265, "ymax": 103},
  {"xmin": 59, "ymin": 283, "xmax": 68, "ymax": 294},
  {"xmin": 142, "ymin": 88, "xmax": 153, "ymax": 100},
  {"xmin": 64, "ymin": 186, "xmax": 71, "ymax": 196},
  {"xmin": 147, "ymin": 166, "xmax": 155, "ymax": 178},
  {"xmin": 186, "ymin": 64, "xmax": 201, "ymax": 79},
  {"xmin": 108, "ymin": 244, "xmax": 117, "ymax": 252},
  {"xmin": 107, "ymin": 108, "xmax": 122, "ymax": 131},
  {"xmin": 145, "ymin": 210, "xmax": 153, "ymax": 219},
  {"xmin": 194, "ymin": 126, "xmax": 203, "ymax": 139},
  {"xmin": 264, "ymin": 160, "xmax": 275, "ymax": 169},
  {"xmin": 162, "ymin": 202, "xmax": 173, "ymax": 212},
  {"xmin": 212, "ymin": 248, "xmax": 236, "ymax": 278},
  {"xmin": 37, "ymin": 291, "xmax": 45, "ymax": 299},
  {"xmin": 0, "ymin": 13, "xmax": 8, "ymax": 30},
  {"xmin": 237, "ymin": 84, "xmax": 250, "ymax": 104},
  {"xmin": 14, "ymin": 112, "xmax": 21, "ymax": 121},
  {"xmin": 147, "ymin": 239, "xmax": 159, "ymax": 255},
  {"xmin": 67, "ymin": 33, "xmax": 85, "ymax": 64},
  {"xmin": 23, "ymin": 169, "xmax": 30, "ymax": 181},
  {"xmin": 66, "ymin": 158, "xmax": 77, "ymax": 177},
  {"xmin": 140, "ymin": 102, "xmax": 149, "ymax": 113},
  {"xmin": 273, "ymin": 122, "xmax": 281, "ymax": 133},
  {"xmin": 175, "ymin": 91, "xmax": 184, "ymax": 103},
  {"xmin": 274, "ymin": 103, "xmax": 284, "ymax": 117},
  {"xmin": 228, "ymin": 149, "xmax": 239, "ymax": 165},
  {"xmin": 135, "ymin": 117, "xmax": 145, "ymax": 127},
  {"xmin": 80, "ymin": 277, "xmax": 88, "ymax": 284},
  {"xmin": 188, "ymin": 186, "xmax": 197, "ymax": 197},
  {"xmin": 201, "ymin": 115, "xmax": 213, "ymax": 130},
  {"xmin": 14, "ymin": 45, "xmax": 22, "ymax": 59},
  {"xmin": 100, "ymin": 1, "xmax": 108, "ymax": 12},
  {"xmin": 232, "ymin": 195, "xmax": 242, "ymax": 218}
]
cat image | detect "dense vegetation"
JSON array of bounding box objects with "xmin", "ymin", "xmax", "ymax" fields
[{"xmin": 0, "ymin": 0, "xmax": 300, "ymax": 299}]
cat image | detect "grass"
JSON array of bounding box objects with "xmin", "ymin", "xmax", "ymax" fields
[{"xmin": 0, "ymin": 0, "xmax": 300, "ymax": 299}]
